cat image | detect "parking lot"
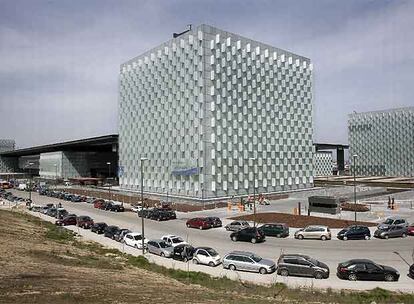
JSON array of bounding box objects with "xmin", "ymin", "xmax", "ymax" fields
[{"xmin": 4, "ymin": 188, "xmax": 414, "ymax": 292}]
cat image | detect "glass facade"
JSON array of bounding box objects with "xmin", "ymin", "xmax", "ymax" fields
[
  {"xmin": 349, "ymin": 107, "xmax": 414, "ymax": 176},
  {"xmin": 119, "ymin": 24, "xmax": 314, "ymax": 199}
]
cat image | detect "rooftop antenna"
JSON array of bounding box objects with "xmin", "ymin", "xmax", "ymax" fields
[{"xmin": 173, "ymin": 24, "xmax": 192, "ymax": 38}]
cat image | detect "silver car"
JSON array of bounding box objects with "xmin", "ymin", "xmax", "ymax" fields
[
  {"xmin": 225, "ymin": 221, "xmax": 250, "ymax": 232},
  {"xmin": 147, "ymin": 239, "xmax": 174, "ymax": 258},
  {"xmin": 374, "ymin": 225, "xmax": 408, "ymax": 239},
  {"xmin": 222, "ymin": 251, "xmax": 276, "ymax": 274},
  {"xmin": 377, "ymin": 217, "xmax": 409, "ymax": 230},
  {"xmin": 294, "ymin": 225, "xmax": 331, "ymax": 241}
]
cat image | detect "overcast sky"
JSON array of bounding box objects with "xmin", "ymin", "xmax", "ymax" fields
[{"xmin": 0, "ymin": 0, "xmax": 413, "ymax": 148}]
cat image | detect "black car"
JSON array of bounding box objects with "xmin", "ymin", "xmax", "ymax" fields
[
  {"xmin": 91, "ymin": 222, "xmax": 108, "ymax": 234},
  {"xmin": 104, "ymin": 225, "xmax": 120, "ymax": 239},
  {"xmin": 410, "ymin": 264, "xmax": 414, "ymax": 279},
  {"xmin": 106, "ymin": 202, "xmax": 125, "ymax": 212},
  {"xmin": 150, "ymin": 209, "xmax": 170, "ymax": 221},
  {"xmin": 230, "ymin": 227, "xmax": 265, "ymax": 243},
  {"xmin": 337, "ymin": 225, "xmax": 371, "ymax": 240},
  {"xmin": 259, "ymin": 223, "xmax": 289, "ymax": 238},
  {"xmin": 337, "ymin": 259, "xmax": 400, "ymax": 281},
  {"xmin": 172, "ymin": 244, "xmax": 195, "ymax": 262},
  {"xmin": 206, "ymin": 217, "xmax": 222, "ymax": 228}
]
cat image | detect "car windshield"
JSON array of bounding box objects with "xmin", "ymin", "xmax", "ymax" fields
[
  {"xmin": 172, "ymin": 237, "xmax": 184, "ymax": 243},
  {"xmin": 159, "ymin": 242, "xmax": 171, "ymax": 248},
  {"xmin": 383, "ymin": 219, "xmax": 394, "ymax": 224},
  {"xmin": 206, "ymin": 248, "xmax": 218, "ymax": 256},
  {"xmin": 251, "ymin": 254, "xmax": 262, "ymax": 263}
]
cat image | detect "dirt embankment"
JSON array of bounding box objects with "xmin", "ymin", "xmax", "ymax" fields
[{"xmin": 230, "ymin": 212, "xmax": 377, "ymax": 228}]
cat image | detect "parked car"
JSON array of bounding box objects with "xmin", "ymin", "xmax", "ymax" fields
[
  {"xmin": 147, "ymin": 239, "xmax": 174, "ymax": 257},
  {"xmin": 225, "ymin": 220, "xmax": 250, "ymax": 231},
  {"xmin": 337, "ymin": 225, "xmax": 371, "ymax": 240},
  {"xmin": 71, "ymin": 195, "xmax": 82, "ymax": 202},
  {"xmin": 161, "ymin": 235, "xmax": 188, "ymax": 247},
  {"xmin": 77, "ymin": 216, "xmax": 94, "ymax": 229},
  {"xmin": 407, "ymin": 224, "xmax": 414, "ymax": 236},
  {"xmin": 410, "ymin": 264, "xmax": 414, "ymax": 279},
  {"xmin": 294, "ymin": 225, "xmax": 331, "ymax": 241},
  {"xmin": 186, "ymin": 217, "xmax": 212, "ymax": 230},
  {"xmin": 258, "ymin": 223, "xmax": 289, "ymax": 238},
  {"xmin": 374, "ymin": 225, "xmax": 408, "ymax": 239},
  {"xmin": 222, "ymin": 251, "xmax": 275, "ymax": 274},
  {"xmin": 137, "ymin": 208, "xmax": 152, "ymax": 218},
  {"xmin": 230, "ymin": 227, "xmax": 265, "ymax": 243},
  {"xmin": 55, "ymin": 215, "xmax": 77, "ymax": 226},
  {"xmin": 93, "ymin": 199, "xmax": 105, "ymax": 209},
  {"xmin": 193, "ymin": 247, "xmax": 221, "ymax": 266},
  {"xmin": 378, "ymin": 217, "xmax": 409, "ymax": 230},
  {"xmin": 277, "ymin": 254, "xmax": 329, "ymax": 279},
  {"xmin": 149, "ymin": 209, "xmax": 171, "ymax": 221},
  {"xmin": 123, "ymin": 232, "xmax": 148, "ymax": 249},
  {"xmin": 205, "ymin": 217, "xmax": 222, "ymax": 228},
  {"xmin": 106, "ymin": 202, "xmax": 125, "ymax": 212},
  {"xmin": 91, "ymin": 222, "xmax": 108, "ymax": 234},
  {"xmin": 114, "ymin": 229, "xmax": 131, "ymax": 242},
  {"xmin": 56, "ymin": 208, "xmax": 68, "ymax": 219},
  {"xmin": 172, "ymin": 244, "xmax": 195, "ymax": 262},
  {"xmin": 104, "ymin": 226, "xmax": 120, "ymax": 239},
  {"xmin": 131, "ymin": 204, "xmax": 143, "ymax": 213},
  {"xmin": 337, "ymin": 259, "xmax": 400, "ymax": 281}
]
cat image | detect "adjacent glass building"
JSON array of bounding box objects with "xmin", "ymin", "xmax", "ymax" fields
[
  {"xmin": 119, "ymin": 24, "xmax": 313, "ymax": 200},
  {"xmin": 349, "ymin": 107, "xmax": 414, "ymax": 177}
]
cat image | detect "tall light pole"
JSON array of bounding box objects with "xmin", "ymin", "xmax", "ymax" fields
[
  {"xmin": 249, "ymin": 157, "xmax": 257, "ymax": 227},
  {"xmin": 106, "ymin": 162, "xmax": 111, "ymax": 200},
  {"xmin": 353, "ymin": 154, "xmax": 358, "ymax": 222},
  {"xmin": 54, "ymin": 164, "xmax": 58, "ymax": 191},
  {"xmin": 140, "ymin": 157, "xmax": 148, "ymax": 255}
]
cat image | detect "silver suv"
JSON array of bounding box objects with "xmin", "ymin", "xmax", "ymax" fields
[
  {"xmin": 222, "ymin": 251, "xmax": 276, "ymax": 274},
  {"xmin": 294, "ymin": 225, "xmax": 331, "ymax": 241},
  {"xmin": 378, "ymin": 217, "xmax": 409, "ymax": 230}
]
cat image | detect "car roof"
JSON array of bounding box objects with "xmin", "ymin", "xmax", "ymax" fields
[
  {"xmin": 385, "ymin": 217, "xmax": 405, "ymax": 220},
  {"xmin": 196, "ymin": 247, "xmax": 213, "ymax": 250},
  {"xmin": 344, "ymin": 259, "xmax": 374, "ymax": 264},
  {"xmin": 226, "ymin": 251, "xmax": 255, "ymax": 256},
  {"xmin": 263, "ymin": 222, "xmax": 286, "ymax": 226},
  {"xmin": 149, "ymin": 239, "xmax": 164, "ymax": 243},
  {"xmin": 162, "ymin": 235, "xmax": 176, "ymax": 238},
  {"xmin": 128, "ymin": 232, "xmax": 142, "ymax": 236},
  {"xmin": 280, "ymin": 254, "xmax": 310, "ymax": 259}
]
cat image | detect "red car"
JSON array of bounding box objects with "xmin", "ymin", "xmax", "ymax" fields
[
  {"xmin": 408, "ymin": 225, "xmax": 414, "ymax": 236},
  {"xmin": 55, "ymin": 215, "xmax": 77, "ymax": 226},
  {"xmin": 77, "ymin": 216, "xmax": 94, "ymax": 229},
  {"xmin": 186, "ymin": 218, "xmax": 211, "ymax": 230},
  {"xmin": 93, "ymin": 199, "xmax": 105, "ymax": 209}
]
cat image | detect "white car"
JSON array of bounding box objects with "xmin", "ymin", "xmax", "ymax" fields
[
  {"xmin": 131, "ymin": 204, "xmax": 143, "ymax": 213},
  {"xmin": 193, "ymin": 247, "xmax": 221, "ymax": 267},
  {"xmin": 161, "ymin": 235, "xmax": 188, "ymax": 247},
  {"xmin": 123, "ymin": 232, "xmax": 148, "ymax": 249}
]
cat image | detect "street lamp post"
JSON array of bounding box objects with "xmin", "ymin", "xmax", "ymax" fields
[
  {"xmin": 106, "ymin": 162, "xmax": 111, "ymax": 200},
  {"xmin": 249, "ymin": 157, "xmax": 257, "ymax": 227},
  {"xmin": 140, "ymin": 157, "xmax": 148, "ymax": 255},
  {"xmin": 353, "ymin": 154, "xmax": 358, "ymax": 222}
]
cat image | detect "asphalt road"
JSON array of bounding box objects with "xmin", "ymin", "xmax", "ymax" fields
[{"xmin": 10, "ymin": 189, "xmax": 414, "ymax": 292}]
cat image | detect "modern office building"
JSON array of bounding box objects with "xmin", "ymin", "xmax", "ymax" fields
[
  {"xmin": 349, "ymin": 107, "xmax": 414, "ymax": 177},
  {"xmin": 0, "ymin": 139, "xmax": 17, "ymax": 173},
  {"xmin": 119, "ymin": 24, "xmax": 314, "ymax": 200},
  {"xmin": 313, "ymin": 151, "xmax": 333, "ymax": 176}
]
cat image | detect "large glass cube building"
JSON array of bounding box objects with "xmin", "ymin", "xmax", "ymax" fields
[
  {"xmin": 119, "ymin": 24, "xmax": 313, "ymax": 200},
  {"xmin": 349, "ymin": 107, "xmax": 414, "ymax": 177}
]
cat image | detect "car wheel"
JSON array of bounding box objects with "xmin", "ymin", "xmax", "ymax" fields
[
  {"xmin": 251, "ymin": 238, "xmax": 257, "ymax": 244},
  {"xmin": 364, "ymin": 235, "xmax": 370, "ymax": 240},
  {"xmin": 208, "ymin": 261, "xmax": 215, "ymax": 267},
  {"xmin": 348, "ymin": 273, "xmax": 357, "ymax": 281},
  {"xmin": 193, "ymin": 259, "xmax": 199, "ymax": 264},
  {"xmin": 314, "ymin": 272, "xmax": 323, "ymax": 279},
  {"xmin": 231, "ymin": 236, "xmax": 238, "ymax": 242},
  {"xmin": 279, "ymin": 269, "xmax": 289, "ymax": 277},
  {"xmin": 229, "ymin": 264, "xmax": 236, "ymax": 271},
  {"xmin": 402, "ymin": 233, "xmax": 407, "ymax": 238},
  {"xmin": 259, "ymin": 267, "xmax": 267, "ymax": 275},
  {"xmin": 343, "ymin": 236, "xmax": 348, "ymax": 241},
  {"xmin": 297, "ymin": 234, "xmax": 304, "ymax": 240},
  {"xmin": 385, "ymin": 274, "xmax": 395, "ymax": 282},
  {"xmin": 160, "ymin": 252, "xmax": 165, "ymax": 257},
  {"xmin": 321, "ymin": 235, "xmax": 327, "ymax": 241}
]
